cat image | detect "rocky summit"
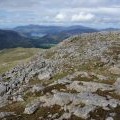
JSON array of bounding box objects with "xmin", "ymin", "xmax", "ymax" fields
[{"xmin": 0, "ymin": 31, "xmax": 120, "ymax": 120}]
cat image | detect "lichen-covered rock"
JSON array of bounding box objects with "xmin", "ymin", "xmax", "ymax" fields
[
  {"xmin": 12, "ymin": 95, "xmax": 24, "ymax": 102},
  {"xmin": 40, "ymin": 92, "xmax": 72, "ymax": 107},
  {"xmin": 0, "ymin": 112, "xmax": 15, "ymax": 119},
  {"xmin": 56, "ymin": 112, "xmax": 71, "ymax": 120},
  {"xmin": 24, "ymin": 101, "xmax": 41, "ymax": 114},
  {"xmin": 66, "ymin": 81, "xmax": 114, "ymax": 92},
  {"xmin": 73, "ymin": 105, "xmax": 96, "ymax": 119},
  {"xmin": 38, "ymin": 72, "xmax": 52, "ymax": 80},
  {"xmin": 77, "ymin": 92, "xmax": 119, "ymax": 108},
  {"xmin": 106, "ymin": 117, "xmax": 114, "ymax": 120},
  {"xmin": 109, "ymin": 66, "xmax": 120, "ymax": 75},
  {"xmin": 0, "ymin": 83, "xmax": 6, "ymax": 96},
  {"xmin": 31, "ymin": 84, "xmax": 44, "ymax": 93},
  {"xmin": 0, "ymin": 95, "xmax": 8, "ymax": 108},
  {"xmin": 114, "ymin": 78, "xmax": 120, "ymax": 95}
]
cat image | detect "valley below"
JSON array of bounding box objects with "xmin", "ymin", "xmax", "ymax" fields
[{"xmin": 0, "ymin": 31, "xmax": 120, "ymax": 120}]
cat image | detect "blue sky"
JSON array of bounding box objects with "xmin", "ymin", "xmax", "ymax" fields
[{"xmin": 0, "ymin": 0, "xmax": 120, "ymax": 28}]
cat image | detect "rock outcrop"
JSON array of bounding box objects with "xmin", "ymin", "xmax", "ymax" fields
[{"xmin": 0, "ymin": 32, "xmax": 120, "ymax": 120}]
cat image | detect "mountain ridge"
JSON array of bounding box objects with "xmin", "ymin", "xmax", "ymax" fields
[
  {"xmin": 0, "ymin": 31, "xmax": 119, "ymax": 119},
  {"xmin": 0, "ymin": 25, "xmax": 120, "ymax": 50},
  {"xmin": 13, "ymin": 25, "xmax": 98, "ymax": 37},
  {"xmin": 0, "ymin": 25, "xmax": 98, "ymax": 50}
]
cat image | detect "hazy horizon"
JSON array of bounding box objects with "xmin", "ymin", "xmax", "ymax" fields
[{"xmin": 1, "ymin": 23, "xmax": 120, "ymax": 30}]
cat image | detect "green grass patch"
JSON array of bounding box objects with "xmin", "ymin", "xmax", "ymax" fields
[{"xmin": 0, "ymin": 48, "xmax": 41, "ymax": 74}]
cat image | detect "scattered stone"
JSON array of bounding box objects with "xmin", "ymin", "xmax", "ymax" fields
[
  {"xmin": 42, "ymin": 92, "xmax": 72, "ymax": 107},
  {"xmin": 106, "ymin": 117, "xmax": 114, "ymax": 120},
  {"xmin": 77, "ymin": 92, "xmax": 119, "ymax": 108},
  {"xmin": 96, "ymin": 74, "xmax": 107, "ymax": 81},
  {"xmin": 56, "ymin": 112, "xmax": 71, "ymax": 120},
  {"xmin": 109, "ymin": 113, "xmax": 116, "ymax": 117},
  {"xmin": 0, "ymin": 95, "xmax": 8, "ymax": 108},
  {"xmin": 66, "ymin": 81, "xmax": 114, "ymax": 92},
  {"xmin": 0, "ymin": 112, "xmax": 15, "ymax": 119},
  {"xmin": 101, "ymin": 57, "xmax": 109, "ymax": 64},
  {"xmin": 38, "ymin": 72, "xmax": 52, "ymax": 80},
  {"xmin": 12, "ymin": 95, "xmax": 24, "ymax": 102},
  {"xmin": 52, "ymin": 113, "xmax": 59, "ymax": 119},
  {"xmin": 114, "ymin": 78, "xmax": 120, "ymax": 95},
  {"xmin": 31, "ymin": 84, "xmax": 44, "ymax": 93},
  {"xmin": 73, "ymin": 105, "xmax": 96, "ymax": 119},
  {"xmin": 109, "ymin": 66, "xmax": 120, "ymax": 75},
  {"xmin": 24, "ymin": 100, "xmax": 41, "ymax": 114},
  {"xmin": 0, "ymin": 84, "xmax": 6, "ymax": 96}
]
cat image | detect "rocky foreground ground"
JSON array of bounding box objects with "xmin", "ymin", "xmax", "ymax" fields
[{"xmin": 0, "ymin": 32, "xmax": 120, "ymax": 120}]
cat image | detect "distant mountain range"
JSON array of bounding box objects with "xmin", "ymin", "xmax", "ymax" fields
[
  {"xmin": 101, "ymin": 28, "xmax": 120, "ymax": 31},
  {"xmin": 0, "ymin": 25, "xmax": 119, "ymax": 50},
  {"xmin": 13, "ymin": 25, "xmax": 98, "ymax": 48},
  {"xmin": 14, "ymin": 25, "xmax": 98, "ymax": 38}
]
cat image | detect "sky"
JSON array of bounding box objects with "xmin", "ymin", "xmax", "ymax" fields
[{"xmin": 0, "ymin": 0, "xmax": 120, "ymax": 28}]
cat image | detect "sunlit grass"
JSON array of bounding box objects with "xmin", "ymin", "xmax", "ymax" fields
[{"xmin": 0, "ymin": 47, "xmax": 41, "ymax": 74}]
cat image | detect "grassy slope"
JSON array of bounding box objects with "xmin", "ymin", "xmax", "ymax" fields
[{"xmin": 0, "ymin": 48, "xmax": 41, "ymax": 74}]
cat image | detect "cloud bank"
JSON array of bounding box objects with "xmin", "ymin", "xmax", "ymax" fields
[{"xmin": 0, "ymin": 0, "xmax": 120, "ymax": 28}]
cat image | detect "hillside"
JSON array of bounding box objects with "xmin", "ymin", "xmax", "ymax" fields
[
  {"xmin": 0, "ymin": 26, "xmax": 98, "ymax": 50},
  {"xmin": 14, "ymin": 25, "xmax": 98, "ymax": 48},
  {"xmin": 0, "ymin": 30, "xmax": 33, "ymax": 50},
  {"xmin": 0, "ymin": 32, "xmax": 120, "ymax": 120},
  {"xmin": 0, "ymin": 48, "xmax": 41, "ymax": 74}
]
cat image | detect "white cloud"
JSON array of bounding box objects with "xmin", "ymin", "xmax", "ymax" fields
[
  {"xmin": 55, "ymin": 13, "xmax": 66, "ymax": 21},
  {"xmin": 71, "ymin": 12, "xmax": 95, "ymax": 22},
  {"xmin": 54, "ymin": 12, "xmax": 95, "ymax": 23},
  {"xmin": 0, "ymin": 0, "xmax": 120, "ymax": 28}
]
